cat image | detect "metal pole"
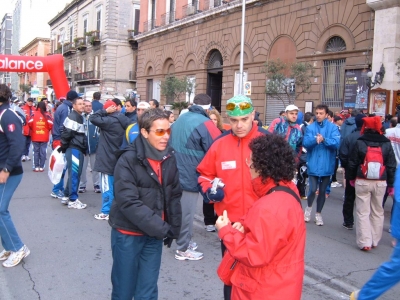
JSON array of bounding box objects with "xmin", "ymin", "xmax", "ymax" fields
[{"xmin": 238, "ymin": 0, "xmax": 246, "ymax": 95}]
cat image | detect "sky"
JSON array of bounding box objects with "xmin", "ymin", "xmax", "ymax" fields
[{"xmin": 0, "ymin": 0, "xmax": 16, "ymax": 20}]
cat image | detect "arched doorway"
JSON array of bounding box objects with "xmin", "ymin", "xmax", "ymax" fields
[{"xmin": 207, "ymin": 50, "xmax": 223, "ymax": 112}]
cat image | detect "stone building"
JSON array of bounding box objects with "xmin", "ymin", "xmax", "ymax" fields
[
  {"xmin": 134, "ymin": 0, "xmax": 385, "ymax": 123},
  {"xmin": 18, "ymin": 38, "xmax": 51, "ymax": 97},
  {"xmin": 0, "ymin": 14, "xmax": 12, "ymax": 86},
  {"xmin": 48, "ymin": 0, "xmax": 140, "ymax": 100}
]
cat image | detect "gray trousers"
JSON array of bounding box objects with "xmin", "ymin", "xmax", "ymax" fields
[
  {"xmin": 79, "ymin": 153, "xmax": 100, "ymax": 188},
  {"xmin": 175, "ymin": 190, "xmax": 199, "ymax": 251}
]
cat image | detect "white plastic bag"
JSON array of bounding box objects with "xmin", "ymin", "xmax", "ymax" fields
[{"xmin": 48, "ymin": 146, "xmax": 66, "ymax": 184}]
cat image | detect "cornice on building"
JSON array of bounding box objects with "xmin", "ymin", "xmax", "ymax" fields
[
  {"xmin": 48, "ymin": 0, "xmax": 84, "ymax": 26},
  {"xmin": 367, "ymin": 0, "xmax": 400, "ymax": 11},
  {"xmin": 19, "ymin": 37, "xmax": 51, "ymax": 54}
]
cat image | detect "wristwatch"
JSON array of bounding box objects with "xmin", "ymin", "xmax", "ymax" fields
[{"xmin": 2, "ymin": 168, "xmax": 9, "ymax": 173}]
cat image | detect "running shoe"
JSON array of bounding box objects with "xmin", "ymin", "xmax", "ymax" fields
[
  {"xmin": 175, "ymin": 249, "xmax": 204, "ymax": 261},
  {"xmin": 61, "ymin": 196, "xmax": 69, "ymax": 205},
  {"xmin": 94, "ymin": 185, "xmax": 101, "ymax": 193},
  {"xmin": 304, "ymin": 207, "xmax": 312, "ymax": 222},
  {"xmin": 2, "ymin": 245, "xmax": 30, "ymax": 268},
  {"xmin": 315, "ymin": 213, "xmax": 324, "ymax": 226},
  {"xmin": 205, "ymin": 225, "xmax": 216, "ymax": 232},
  {"xmin": 342, "ymin": 223, "xmax": 353, "ymax": 230},
  {"xmin": 78, "ymin": 187, "xmax": 86, "ymax": 193},
  {"xmin": 188, "ymin": 240, "xmax": 198, "ymax": 251},
  {"xmin": 0, "ymin": 249, "xmax": 11, "ymax": 261},
  {"xmin": 21, "ymin": 155, "xmax": 26, "ymax": 162},
  {"xmin": 94, "ymin": 213, "xmax": 109, "ymax": 220},
  {"xmin": 25, "ymin": 156, "xmax": 31, "ymax": 161},
  {"xmin": 50, "ymin": 191, "xmax": 64, "ymax": 199},
  {"xmin": 34, "ymin": 167, "xmax": 39, "ymax": 172},
  {"xmin": 39, "ymin": 168, "xmax": 44, "ymax": 172},
  {"xmin": 68, "ymin": 199, "xmax": 87, "ymax": 209}
]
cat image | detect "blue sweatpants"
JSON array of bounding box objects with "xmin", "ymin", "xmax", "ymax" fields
[
  {"xmin": 64, "ymin": 148, "xmax": 84, "ymax": 201},
  {"xmin": 101, "ymin": 173, "xmax": 114, "ymax": 214},
  {"xmin": 358, "ymin": 240, "xmax": 400, "ymax": 299}
]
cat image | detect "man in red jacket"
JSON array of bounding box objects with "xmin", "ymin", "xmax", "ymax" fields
[
  {"xmin": 21, "ymin": 98, "xmax": 35, "ymax": 162},
  {"xmin": 197, "ymin": 94, "xmax": 268, "ymax": 300}
]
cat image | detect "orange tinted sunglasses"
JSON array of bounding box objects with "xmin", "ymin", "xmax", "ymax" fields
[
  {"xmin": 149, "ymin": 128, "xmax": 171, "ymax": 136},
  {"xmin": 226, "ymin": 102, "xmax": 252, "ymax": 111}
]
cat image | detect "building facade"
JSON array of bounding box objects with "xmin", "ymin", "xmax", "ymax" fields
[
  {"xmin": 0, "ymin": 14, "xmax": 12, "ymax": 86},
  {"xmin": 18, "ymin": 38, "xmax": 51, "ymax": 98},
  {"xmin": 134, "ymin": 0, "xmax": 384, "ymax": 123},
  {"xmin": 48, "ymin": 0, "xmax": 140, "ymax": 100}
]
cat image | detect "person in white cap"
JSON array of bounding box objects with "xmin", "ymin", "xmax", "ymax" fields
[
  {"xmin": 137, "ymin": 101, "xmax": 150, "ymax": 118},
  {"xmin": 268, "ymin": 104, "xmax": 302, "ymax": 154}
]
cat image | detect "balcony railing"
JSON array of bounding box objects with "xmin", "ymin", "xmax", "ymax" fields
[
  {"xmin": 74, "ymin": 70, "xmax": 100, "ymax": 82},
  {"xmin": 63, "ymin": 43, "xmax": 76, "ymax": 56},
  {"xmin": 75, "ymin": 37, "xmax": 87, "ymax": 50},
  {"xmin": 143, "ymin": 19, "xmax": 156, "ymax": 32},
  {"xmin": 182, "ymin": 1, "xmax": 200, "ymax": 18},
  {"xmin": 65, "ymin": 70, "xmax": 72, "ymax": 78},
  {"xmin": 129, "ymin": 71, "xmax": 137, "ymax": 81},
  {"xmin": 54, "ymin": 48, "xmax": 62, "ymax": 54},
  {"xmin": 161, "ymin": 11, "xmax": 176, "ymax": 26},
  {"xmin": 86, "ymin": 30, "xmax": 101, "ymax": 45}
]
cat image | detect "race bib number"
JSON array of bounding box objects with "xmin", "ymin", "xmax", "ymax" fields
[{"xmin": 221, "ymin": 161, "xmax": 236, "ymax": 170}]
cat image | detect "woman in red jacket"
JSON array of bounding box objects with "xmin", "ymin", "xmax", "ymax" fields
[
  {"xmin": 216, "ymin": 134, "xmax": 306, "ymax": 300},
  {"xmin": 28, "ymin": 101, "xmax": 53, "ymax": 172}
]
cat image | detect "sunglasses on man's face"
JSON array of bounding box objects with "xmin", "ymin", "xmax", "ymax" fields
[
  {"xmin": 226, "ymin": 102, "xmax": 252, "ymax": 111},
  {"xmin": 149, "ymin": 128, "xmax": 171, "ymax": 136}
]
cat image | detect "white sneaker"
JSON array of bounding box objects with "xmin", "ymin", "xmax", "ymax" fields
[
  {"xmin": 21, "ymin": 155, "xmax": 26, "ymax": 162},
  {"xmin": 61, "ymin": 196, "xmax": 69, "ymax": 205},
  {"xmin": 205, "ymin": 225, "xmax": 216, "ymax": 232},
  {"xmin": 188, "ymin": 240, "xmax": 198, "ymax": 251},
  {"xmin": 0, "ymin": 249, "xmax": 11, "ymax": 261},
  {"xmin": 2, "ymin": 245, "xmax": 30, "ymax": 268},
  {"xmin": 68, "ymin": 199, "xmax": 87, "ymax": 209},
  {"xmin": 25, "ymin": 156, "xmax": 31, "ymax": 161},
  {"xmin": 175, "ymin": 249, "xmax": 204, "ymax": 261},
  {"xmin": 315, "ymin": 213, "xmax": 324, "ymax": 226},
  {"xmin": 304, "ymin": 207, "xmax": 312, "ymax": 222},
  {"xmin": 331, "ymin": 182, "xmax": 338, "ymax": 187},
  {"xmin": 94, "ymin": 213, "xmax": 109, "ymax": 220}
]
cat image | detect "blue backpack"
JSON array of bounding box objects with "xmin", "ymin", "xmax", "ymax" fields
[{"xmin": 120, "ymin": 122, "xmax": 139, "ymax": 149}]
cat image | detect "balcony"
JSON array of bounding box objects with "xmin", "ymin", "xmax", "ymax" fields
[
  {"xmin": 54, "ymin": 48, "xmax": 62, "ymax": 55},
  {"xmin": 182, "ymin": 1, "xmax": 200, "ymax": 18},
  {"xmin": 74, "ymin": 37, "xmax": 87, "ymax": 51},
  {"xmin": 129, "ymin": 71, "xmax": 137, "ymax": 82},
  {"xmin": 161, "ymin": 11, "xmax": 177, "ymax": 26},
  {"xmin": 46, "ymin": 79, "xmax": 52, "ymax": 87},
  {"xmin": 74, "ymin": 70, "xmax": 101, "ymax": 84},
  {"xmin": 63, "ymin": 43, "xmax": 76, "ymax": 56},
  {"xmin": 128, "ymin": 30, "xmax": 139, "ymax": 50},
  {"xmin": 143, "ymin": 19, "xmax": 156, "ymax": 32},
  {"xmin": 65, "ymin": 70, "xmax": 72, "ymax": 79},
  {"xmin": 86, "ymin": 30, "xmax": 101, "ymax": 46}
]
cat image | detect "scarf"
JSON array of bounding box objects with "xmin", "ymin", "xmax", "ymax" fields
[{"xmin": 140, "ymin": 135, "xmax": 169, "ymax": 161}]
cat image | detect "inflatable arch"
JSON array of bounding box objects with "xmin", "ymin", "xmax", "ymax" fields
[{"xmin": 0, "ymin": 54, "xmax": 69, "ymax": 98}]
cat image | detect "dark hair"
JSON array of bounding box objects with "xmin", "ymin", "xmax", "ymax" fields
[
  {"xmin": 279, "ymin": 110, "xmax": 285, "ymax": 116},
  {"xmin": 72, "ymin": 98, "xmax": 83, "ymax": 105},
  {"xmin": 139, "ymin": 108, "xmax": 169, "ymax": 132},
  {"xmin": 351, "ymin": 109, "xmax": 359, "ymax": 117},
  {"xmin": 93, "ymin": 92, "xmax": 101, "ymax": 100},
  {"xmin": 386, "ymin": 114, "xmax": 393, "ymax": 121},
  {"xmin": 37, "ymin": 101, "xmax": 47, "ymax": 118},
  {"xmin": 333, "ymin": 116, "xmax": 342, "ymax": 122},
  {"xmin": 315, "ymin": 104, "xmax": 329, "ymax": 114},
  {"xmin": 390, "ymin": 117, "xmax": 398, "ymax": 128},
  {"xmin": 304, "ymin": 112, "xmax": 314, "ymax": 123},
  {"xmin": 125, "ymin": 99, "xmax": 137, "ymax": 107},
  {"xmin": 112, "ymin": 98, "xmax": 122, "ymax": 107},
  {"xmin": 165, "ymin": 110, "xmax": 173, "ymax": 117},
  {"xmin": 150, "ymin": 99, "xmax": 159, "ymax": 108},
  {"xmin": 0, "ymin": 84, "xmax": 12, "ymax": 102},
  {"xmin": 249, "ymin": 134, "xmax": 296, "ymax": 184},
  {"xmin": 368, "ymin": 113, "xmax": 376, "ymax": 117},
  {"xmin": 327, "ymin": 110, "xmax": 333, "ymax": 118}
]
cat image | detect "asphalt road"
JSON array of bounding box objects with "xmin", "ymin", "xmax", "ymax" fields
[{"xmin": 1, "ymin": 162, "xmax": 399, "ymax": 300}]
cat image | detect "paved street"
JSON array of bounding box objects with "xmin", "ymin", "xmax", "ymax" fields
[{"xmin": 1, "ymin": 163, "xmax": 400, "ymax": 300}]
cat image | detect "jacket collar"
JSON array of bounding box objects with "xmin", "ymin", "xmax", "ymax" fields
[
  {"xmin": 358, "ymin": 133, "xmax": 390, "ymax": 143},
  {"xmin": 188, "ymin": 105, "xmax": 209, "ymax": 118},
  {"xmin": 251, "ymin": 176, "xmax": 296, "ymax": 198}
]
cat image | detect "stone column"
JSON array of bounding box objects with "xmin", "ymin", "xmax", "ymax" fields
[{"xmin": 367, "ymin": 0, "xmax": 400, "ymax": 111}]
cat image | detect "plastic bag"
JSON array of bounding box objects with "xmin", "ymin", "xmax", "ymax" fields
[{"xmin": 48, "ymin": 146, "xmax": 66, "ymax": 184}]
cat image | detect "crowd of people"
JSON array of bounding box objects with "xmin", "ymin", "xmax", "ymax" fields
[{"xmin": 1, "ymin": 81, "xmax": 400, "ymax": 299}]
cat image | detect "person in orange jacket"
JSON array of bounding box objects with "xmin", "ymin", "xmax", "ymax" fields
[
  {"xmin": 21, "ymin": 98, "xmax": 35, "ymax": 162},
  {"xmin": 28, "ymin": 101, "xmax": 53, "ymax": 172},
  {"xmin": 197, "ymin": 94, "xmax": 268, "ymax": 300},
  {"xmin": 216, "ymin": 134, "xmax": 306, "ymax": 300}
]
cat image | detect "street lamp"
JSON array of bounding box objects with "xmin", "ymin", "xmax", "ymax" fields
[{"xmin": 366, "ymin": 64, "xmax": 385, "ymax": 89}]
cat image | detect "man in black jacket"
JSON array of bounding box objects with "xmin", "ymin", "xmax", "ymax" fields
[
  {"xmin": 339, "ymin": 113, "xmax": 365, "ymax": 230},
  {"xmin": 89, "ymin": 100, "xmax": 130, "ymax": 220},
  {"xmin": 59, "ymin": 96, "xmax": 88, "ymax": 209},
  {"xmin": 109, "ymin": 108, "xmax": 182, "ymax": 300}
]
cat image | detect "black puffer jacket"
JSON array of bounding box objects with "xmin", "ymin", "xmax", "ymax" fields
[
  {"xmin": 89, "ymin": 110, "xmax": 130, "ymax": 174},
  {"xmin": 348, "ymin": 133, "xmax": 396, "ymax": 186},
  {"xmin": 339, "ymin": 128, "xmax": 361, "ymax": 179},
  {"xmin": 60, "ymin": 110, "xmax": 87, "ymax": 153},
  {"xmin": 109, "ymin": 135, "xmax": 182, "ymax": 239}
]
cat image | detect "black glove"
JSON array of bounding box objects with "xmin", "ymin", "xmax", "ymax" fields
[
  {"xmin": 163, "ymin": 237, "xmax": 173, "ymax": 248},
  {"xmin": 57, "ymin": 146, "xmax": 67, "ymax": 153}
]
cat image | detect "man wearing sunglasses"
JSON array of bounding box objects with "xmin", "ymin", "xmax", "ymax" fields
[
  {"xmin": 109, "ymin": 108, "xmax": 182, "ymax": 300},
  {"xmin": 169, "ymin": 93, "xmax": 221, "ymax": 261},
  {"xmin": 89, "ymin": 100, "xmax": 131, "ymax": 220},
  {"xmin": 197, "ymin": 94, "xmax": 268, "ymax": 300}
]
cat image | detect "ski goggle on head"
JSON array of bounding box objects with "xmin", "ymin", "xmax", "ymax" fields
[{"xmin": 225, "ymin": 95, "xmax": 254, "ymax": 117}]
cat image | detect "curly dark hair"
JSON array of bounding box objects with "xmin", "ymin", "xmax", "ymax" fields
[
  {"xmin": 0, "ymin": 84, "xmax": 12, "ymax": 103},
  {"xmin": 249, "ymin": 134, "xmax": 296, "ymax": 184}
]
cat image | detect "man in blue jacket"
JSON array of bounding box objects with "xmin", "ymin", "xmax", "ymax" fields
[
  {"xmin": 169, "ymin": 93, "xmax": 221, "ymax": 260},
  {"xmin": 91, "ymin": 91, "xmax": 103, "ymax": 113},
  {"xmin": 303, "ymin": 104, "xmax": 340, "ymax": 226}
]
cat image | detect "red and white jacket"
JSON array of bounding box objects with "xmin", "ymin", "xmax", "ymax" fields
[
  {"xmin": 28, "ymin": 111, "xmax": 53, "ymax": 142},
  {"xmin": 22, "ymin": 103, "xmax": 34, "ymax": 136}
]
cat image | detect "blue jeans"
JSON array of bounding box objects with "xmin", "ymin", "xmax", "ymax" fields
[
  {"xmin": 64, "ymin": 148, "xmax": 84, "ymax": 201},
  {"xmin": 101, "ymin": 173, "xmax": 114, "ymax": 214},
  {"xmin": 358, "ymin": 240, "xmax": 400, "ymax": 299},
  {"xmin": 307, "ymin": 175, "xmax": 331, "ymax": 213},
  {"xmin": 111, "ymin": 228, "xmax": 162, "ymax": 300},
  {"xmin": 0, "ymin": 174, "xmax": 24, "ymax": 252}
]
